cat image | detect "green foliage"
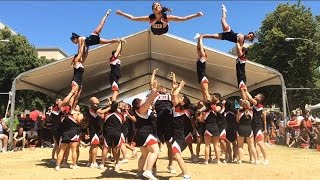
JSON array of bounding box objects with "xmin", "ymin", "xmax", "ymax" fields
[
  {"xmin": 0, "ymin": 27, "xmax": 53, "ymax": 115},
  {"xmin": 248, "ymin": 3, "xmax": 320, "ymax": 111}
]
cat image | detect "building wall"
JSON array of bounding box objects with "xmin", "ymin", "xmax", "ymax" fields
[{"xmin": 37, "ymin": 49, "xmax": 67, "ymax": 60}]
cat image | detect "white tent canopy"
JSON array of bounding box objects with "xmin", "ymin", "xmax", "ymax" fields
[
  {"xmin": 8, "ymin": 29, "xmax": 288, "ymax": 143},
  {"xmin": 13, "ymin": 29, "xmax": 284, "ymax": 105}
]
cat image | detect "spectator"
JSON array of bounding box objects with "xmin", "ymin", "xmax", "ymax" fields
[
  {"xmin": 0, "ymin": 116, "xmax": 8, "ymax": 153},
  {"xmin": 13, "ymin": 126, "xmax": 26, "ymax": 151},
  {"xmin": 265, "ymin": 111, "xmax": 276, "ymax": 145},
  {"xmin": 24, "ymin": 114, "xmax": 34, "ymax": 132},
  {"xmin": 35, "ymin": 115, "xmax": 44, "ymax": 148},
  {"xmin": 26, "ymin": 127, "xmax": 39, "ymax": 146},
  {"xmin": 42, "ymin": 112, "xmax": 53, "ymax": 144},
  {"xmin": 3, "ymin": 111, "xmax": 20, "ymax": 132}
]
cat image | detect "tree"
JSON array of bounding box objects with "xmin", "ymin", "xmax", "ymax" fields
[
  {"xmin": 0, "ymin": 27, "xmax": 53, "ymax": 115},
  {"xmin": 248, "ymin": 3, "xmax": 320, "ymax": 111}
]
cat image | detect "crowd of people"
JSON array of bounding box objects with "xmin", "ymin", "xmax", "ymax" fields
[{"xmin": 1, "ymin": 2, "xmax": 320, "ymax": 180}]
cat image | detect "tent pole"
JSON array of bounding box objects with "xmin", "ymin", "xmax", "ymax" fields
[{"xmin": 9, "ymin": 78, "xmax": 17, "ymax": 149}]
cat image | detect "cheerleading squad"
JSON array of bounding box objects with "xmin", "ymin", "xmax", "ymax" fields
[{"xmin": 50, "ymin": 3, "xmax": 270, "ymax": 180}]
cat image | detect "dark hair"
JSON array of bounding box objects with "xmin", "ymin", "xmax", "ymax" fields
[
  {"xmin": 110, "ymin": 101, "xmax": 118, "ymax": 113},
  {"xmin": 182, "ymin": 95, "xmax": 191, "ymax": 109},
  {"xmin": 224, "ymin": 100, "xmax": 234, "ymax": 112},
  {"xmin": 204, "ymin": 100, "xmax": 212, "ymax": 110},
  {"xmin": 247, "ymin": 31, "xmax": 255, "ymax": 42},
  {"xmin": 112, "ymin": 50, "xmax": 116, "ymax": 56},
  {"xmin": 152, "ymin": 2, "xmax": 171, "ymax": 13},
  {"xmin": 213, "ymin": 93, "xmax": 221, "ymax": 100},
  {"xmin": 70, "ymin": 32, "xmax": 80, "ymax": 41},
  {"xmin": 132, "ymin": 98, "xmax": 142, "ymax": 112}
]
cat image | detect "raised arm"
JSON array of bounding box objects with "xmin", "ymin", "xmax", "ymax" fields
[
  {"xmin": 150, "ymin": 68, "xmax": 158, "ymax": 89},
  {"xmin": 167, "ymin": 12, "xmax": 203, "ymax": 21},
  {"xmin": 244, "ymin": 88, "xmax": 257, "ymax": 106},
  {"xmin": 74, "ymin": 40, "xmax": 86, "ymax": 63},
  {"xmin": 97, "ymin": 106, "xmax": 111, "ymax": 115},
  {"xmin": 172, "ymin": 80, "xmax": 185, "ymax": 107},
  {"xmin": 116, "ymin": 10, "xmax": 149, "ymax": 22},
  {"xmin": 197, "ymin": 35, "xmax": 206, "ymax": 58},
  {"xmin": 113, "ymin": 40, "xmax": 125, "ymax": 58},
  {"xmin": 58, "ymin": 92, "xmax": 75, "ymax": 108},
  {"xmin": 139, "ymin": 89, "xmax": 158, "ymax": 115}
]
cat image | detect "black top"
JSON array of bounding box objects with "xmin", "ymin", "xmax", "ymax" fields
[
  {"xmin": 252, "ymin": 104, "xmax": 264, "ymax": 128},
  {"xmin": 103, "ymin": 112, "xmax": 123, "ymax": 133},
  {"xmin": 154, "ymin": 93, "xmax": 172, "ymax": 117},
  {"xmin": 110, "ymin": 55, "xmax": 121, "ymax": 77},
  {"xmin": 149, "ymin": 13, "xmax": 169, "ymax": 35},
  {"xmin": 73, "ymin": 64, "xmax": 84, "ymax": 84},
  {"xmin": 86, "ymin": 109, "xmax": 102, "ymax": 134},
  {"xmin": 51, "ymin": 105, "xmax": 62, "ymax": 132}
]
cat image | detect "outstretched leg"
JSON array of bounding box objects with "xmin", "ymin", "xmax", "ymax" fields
[
  {"xmin": 221, "ymin": 4, "xmax": 230, "ymax": 32},
  {"xmin": 92, "ymin": 9, "xmax": 112, "ymax": 36}
]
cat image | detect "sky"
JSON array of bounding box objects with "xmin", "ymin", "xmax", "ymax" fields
[{"xmin": 0, "ymin": 0, "xmax": 319, "ymax": 103}]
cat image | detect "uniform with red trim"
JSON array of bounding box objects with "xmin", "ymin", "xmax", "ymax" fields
[
  {"xmin": 60, "ymin": 106, "xmax": 81, "ymax": 143},
  {"xmin": 196, "ymin": 52, "xmax": 209, "ymax": 84},
  {"xmin": 236, "ymin": 54, "xmax": 247, "ymax": 88},
  {"xmin": 171, "ymin": 106, "xmax": 188, "ymax": 154},
  {"xmin": 51, "ymin": 104, "xmax": 63, "ymax": 144},
  {"xmin": 135, "ymin": 109, "xmax": 158, "ymax": 147},
  {"xmin": 225, "ymin": 111, "xmax": 237, "ymax": 142},
  {"xmin": 109, "ymin": 54, "xmax": 121, "ymax": 92},
  {"xmin": 149, "ymin": 13, "xmax": 169, "ymax": 35},
  {"xmin": 86, "ymin": 109, "xmax": 103, "ymax": 145},
  {"xmin": 203, "ymin": 109, "xmax": 219, "ymax": 137},
  {"xmin": 217, "ymin": 104, "xmax": 227, "ymax": 140},
  {"xmin": 237, "ymin": 109, "xmax": 253, "ymax": 138},
  {"xmin": 154, "ymin": 93, "xmax": 173, "ymax": 143},
  {"xmin": 183, "ymin": 109, "xmax": 194, "ymax": 144},
  {"xmin": 251, "ymin": 104, "xmax": 264, "ymax": 141},
  {"xmin": 71, "ymin": 63, "xmax": 84, "ymax": 88},
  {"xmin": 103, "ymin": 111, "xmax": 125, "ymax": 148}
]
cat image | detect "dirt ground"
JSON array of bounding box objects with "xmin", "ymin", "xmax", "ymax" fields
[{"xmin": 0, "ymin": 144, "xmax": 319, "ymax": 180}]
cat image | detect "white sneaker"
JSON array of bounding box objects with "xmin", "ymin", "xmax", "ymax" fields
[
  {"xmin": 194, "ymin": 33, "xmax": 200, "ymax": 39},
  {"xmin": 98, "ymin": 164, "xmax": 105, "ymax": 169},
  {"xmin": 167, "ymin": 166, "xmax": 177, "ymax": 174},
  {"xmin": 119, "ymin": 159, "xmax": 128, "ymax": 164},
  {"xmin": 222, "ymin": 4, "xmax": 227, "ymax": 12},
  {"xmin": 54, "ymin": 166, "xmax": 60, "ymax": 171},
  {"xmin": 90, "ymin": 163, "xmax": 98, "ymax": 168},
  {"xmin": 236, "ymin": 160, "xmax": 242, "ymax": 164},
  {"xmin": 71, "ymin": 165, "xmax": 79, "ymax": 169},
  {"xmin": 143, "ymin": 170, "xmax": 157, "ymax": 180},
  {"xmin": 263, "ymin": 160, "xmax": 269, "ymax": 165},
  {"xmin": 203, "ymin": 161, "xmax": 208, "ymax": 165},
  {"xmin": 115, "ymin": 164, "xmax": 120, "ymax": 170},
  {"xmin": 183, "ymin": 175, "xmax": 192, "ymax": 180},
  {"xmin": 265, "ymin": 142, "xmax": 271, "ymax": 147}
]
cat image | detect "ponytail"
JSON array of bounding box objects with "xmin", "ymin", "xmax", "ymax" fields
[{"xmin": 161, "ymin": 7, "xmax": 172, "ymax": 13}]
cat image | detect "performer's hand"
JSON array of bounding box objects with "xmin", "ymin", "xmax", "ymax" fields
[
  {"xmin": 170, "ymin": 72, "xmax": 175, "ymax": 79},
  {"xmin": 179, "ymin": 80, "xmax": 186, "ymax": 87},
  {"xmin": 153, "ymin": 68, "xmax": 159, "ymax": 74},
  {"xmin": 116, "ymin": 10, "xmax": 123, "ymax": 15},
  {"xmin": 197, "ymin": 12, "xmax": 203, "ymax": 17}
]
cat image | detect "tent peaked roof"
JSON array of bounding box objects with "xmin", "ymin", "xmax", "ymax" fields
[{"xmin": 15, "ymin": 29, "xmax": 282, "ymax": 104}]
